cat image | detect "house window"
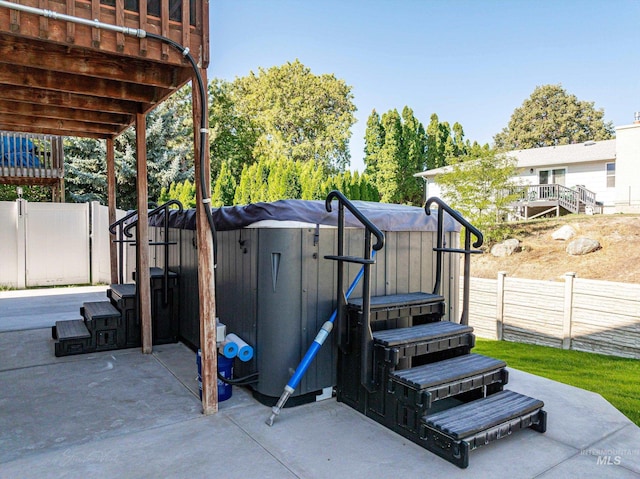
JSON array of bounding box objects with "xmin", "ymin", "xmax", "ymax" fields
[
  {"xmin": 606, "ymin": 163, "xmax": 615, "ymax": 188},
  {"xmin": 539, "ymin": 168, "xmax": 566, "ymax": 186}
]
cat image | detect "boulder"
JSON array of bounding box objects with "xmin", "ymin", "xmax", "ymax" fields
[
  {"xmin": 551, "ymin": 225, "xmax": 576, "ymax": 241},
  {"xmin": 566, "ymin": 237, "xmax": 601, "ymax": 256},
  {"xmin": 491, "ymin": 238, "xmax": 521, "ymax": 257}
]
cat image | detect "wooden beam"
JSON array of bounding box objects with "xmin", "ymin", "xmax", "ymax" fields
[
  {"xmin": 0, "ymin": 34, "xmax": 179, "ymax": 88},
  {"xmin": 0, "ymin": 112, "xmax": 122, "ymax": 136},
  {"xmin": 0, "ymin": 85, "xmax": 141, "ymax": 115},
  {"xmin": 0, "ymin": 64, "xmax": 161, "ymax": 103},
  {"xmin": 194, "ymin": 69, "xmax": 218, "ymax": 415},
  {"xmin": 0, "ymin": 124, "xmax": 111, "ymax": 139},
  {"xmin": 107, "ymin": 137, "xmax": 119, "ymax": 285},
  {"xmin": 0, "ymin": 100, "xmax": 131, "ymax": 126},
  {"xmin": 135, "ymin": 112, "xmax": 152, "ymax": 354}
]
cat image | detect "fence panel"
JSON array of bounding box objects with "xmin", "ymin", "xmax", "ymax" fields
[
  {"xmin": 464, "ymin": 274, "xmax": 640, "ymax": 358},
  {"xmin": 0, "ymin": 201, "xmax": 22, "ymax": 288},
  {"xmin": 25, "ymin": 202, "xmax": 91, "ymax": 286}
]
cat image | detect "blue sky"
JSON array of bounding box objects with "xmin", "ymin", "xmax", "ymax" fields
[{"xmin": 209, "ymin": 0, "xmax": 640, "ymax": 172}]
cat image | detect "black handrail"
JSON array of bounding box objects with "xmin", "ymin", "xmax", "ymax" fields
[
  {"xmin": 108, "ymin": 200, "xmax": 183, "ymax": 305},
  {"xmin": 425, "ymin": 197, "xmax": 483, "ymax": 326},
  {"xmin": 325, "ymin": 190, "xmax": 384, "ymax": 393}
]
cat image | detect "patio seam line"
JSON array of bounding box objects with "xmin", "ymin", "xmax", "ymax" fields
[
  {"xmin": 151, "ymin": 350, "xmax": 200, "ymax": 399},
  {"xmin": 223, "ymin": 413, "xmax": 303, "ymax": 479}
]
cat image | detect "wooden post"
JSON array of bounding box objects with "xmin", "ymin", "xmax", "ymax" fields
[
  {"xmin": 193, "ymin": 69, "xmax": 218, "ymax": 414},
  {"xmin": 107, "ymin": 137, "xmax": 118, "ymax": 285},
  {"xmin": 136, "ymin": 112, "xmax": 153, "ymax": 354},
  {"xmin": 496, "ymin": 271, "xmax": 506, "ymax": 340},
  {"xmin": 563, "ymin": 272, "xmax": 576, "ymax": 350}
]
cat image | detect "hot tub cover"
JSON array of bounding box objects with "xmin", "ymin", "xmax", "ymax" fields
[{"xmin": 149, "ymin": 199, "xmax": 461, "ymax": 233}]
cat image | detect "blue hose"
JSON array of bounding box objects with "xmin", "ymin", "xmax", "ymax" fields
[{"xmin": 266, "ymin": 250, "xmax": 376, "ymax": 425}]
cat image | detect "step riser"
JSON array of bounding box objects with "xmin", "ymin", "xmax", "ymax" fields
[{"xmin": 389, "ymin": 368, "xmax": 508, "ymax": 411}]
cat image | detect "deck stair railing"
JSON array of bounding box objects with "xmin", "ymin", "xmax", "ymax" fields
[
  {"xmin": 425, "ymin": 197, "xmax": 483, "ymax": 325},
  {"xmin": 324, "ymin": 190, "xmax": 385, "ymax": 392},
  {"xmin": 109, "ymin": 199, "xmax": 183, "ymax": 304}
]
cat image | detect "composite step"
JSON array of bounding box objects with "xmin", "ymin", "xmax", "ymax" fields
[
  {"xmin": 83, "ymin": 301, "xmax": 121, "ymax": 324},
  {"xmin": 421, "ymin": 390, "xmax": 547, "ymax": 468},
  {"xmin": 82, "ymin": 302, "xmax": 122, "ymax": 350},
  {"xmin": 53, "ymin": 319, "xmax": 93, "ymax": 357},
  {"xmin": 373, "ymin": 321, "xmax": 475, "ymax": 363},
  {"xmin": 349, "ymin": 292, "xmax": 446, "ymax": 322},
  {"xmin": 389, "ymin": 354, "xmax": 507, "ymax": 409},
  {"xmin": 54, "ymin": 319, "xmax": 90, "ymax": 340},
  {"xmin": 109, "ymin": 283, "xmax": 136, "ymax": 301}
]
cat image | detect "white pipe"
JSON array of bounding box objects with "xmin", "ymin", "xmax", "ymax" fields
[{"xmin": 0, "ymin": 0, "xmax": 146, "ymax": 37}]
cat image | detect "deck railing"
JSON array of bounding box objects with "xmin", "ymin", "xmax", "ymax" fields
[{"xmin": 0, "ymin": 131, "xmax": 64, "ymax": 182}]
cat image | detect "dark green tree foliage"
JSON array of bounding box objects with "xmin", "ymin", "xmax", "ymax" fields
[
  {"xmin": 64, "ymin": 95, "xmax": 194, "ymax": 210},
  {"xmin": 376, "ymin": 109, "xmax": 404, "ymax": 203},
  {"xmin": 0, "ymin": 184, "xmax": 53, "ymax": 202},
  {"xmin": 400, "ymin": 107, "xmax": 428, "ymax": 205},
  {"xmin": 363, "ymin": 109, "xmax": 385, "ymax": 186},
  {"xmin": 64, "ymin": 137, "xmax": 107, "ymax": 203},
  {"xmin": 363, "ymin": 107, "xmax": 427, "ymax": 205},
  {"xmin": 426, "ymin": 113, "xmax": 450, "ymax": 170},
  {"xmin": 435, "ymin": 149, "xmax": 519, "ymax": 242},
  {"xmin": 494, "ymin": 84, "xmax": 615, "ymax": 150}
]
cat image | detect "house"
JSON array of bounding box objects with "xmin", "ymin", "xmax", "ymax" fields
[{"xmin": 415, "ymin": 115, "xmax": 640, "ymax": 217}]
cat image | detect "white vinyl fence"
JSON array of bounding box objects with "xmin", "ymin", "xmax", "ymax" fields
[
  {"xmin": 0, "ymin": 200, "xmax": 124, "ymax": 288},
  {"xmin": 464, "ymin": 273, "xmax": 640, "ymax": 359}
]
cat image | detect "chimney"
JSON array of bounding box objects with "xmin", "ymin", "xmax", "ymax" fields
[{"xmin": 635, "ymin": 112, "xmax": 640, "ymax": 124}]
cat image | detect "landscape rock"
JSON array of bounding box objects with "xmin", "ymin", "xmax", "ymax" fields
[
  {"xmin": 566, "ymin": 237, "xmax": 601, "ymax": 256},
  {"xmin": 552, "ymin": 224, "xmax": 576, "ymax": 241},
  {"xmin": 491, "ymin": 238, "xmax": 521, "ymax": 257}
]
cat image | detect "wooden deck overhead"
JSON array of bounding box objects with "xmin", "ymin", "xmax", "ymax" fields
[
  {"xmin": 0, "ymin": 0, "xmax": 209, "ymax": 139},
  {"xmin": 0, "ymin": 0, "xmax": 219, "ymax": 414}
]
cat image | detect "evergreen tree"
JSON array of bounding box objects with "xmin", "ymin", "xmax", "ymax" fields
[
  {"xmin": 64, "ymin": 137, "xmax": 107, "ymax": 203},
  {"xmin": 376, "ymin": 109, "xmax": 403, "ymax": 203},
  {"xmin": 363, "ymin": 109, "xmax": 385, "ymax": 186},
  {"xmin": 211, "ymin": 162, "xmax": 237, "ymax": 207}
]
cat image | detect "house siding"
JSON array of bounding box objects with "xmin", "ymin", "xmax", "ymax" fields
[{"xmin": 615, "ymin": 123, "xmax": 640, "ymax": 213}]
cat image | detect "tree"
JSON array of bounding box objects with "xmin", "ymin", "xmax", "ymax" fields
[
  {"xmin": 229, "ymin": 60, "xmax": 357, "ymax": 171},
  {"xmin": 363, "ymin": 109, "xmax": 385, "ymax": 186},
  {"xmin": 64, "ymin": 93, "xmax": 193, "ymax": 210},
  {"xmin": 376, "ymin": 109, "xmax": 404, "ymax": 203},
  {"xmin": 494, "ymin": 84, "xmax": 615, "ymax": 150},
  {"xmin": 435, "ymin": 149, "xmax": 519, "ymax": 243},
  {"xmin": 211, "ymin": 161, "xmax": 237, "ymax": 207},
  {"xmin": 363, "ymin": 107, "xmax": 427, "ymax": 205}
]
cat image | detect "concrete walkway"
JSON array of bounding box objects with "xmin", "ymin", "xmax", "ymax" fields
[{"xmin": 0, "ymin": 288, "xmax": 639, "ymax": 478}]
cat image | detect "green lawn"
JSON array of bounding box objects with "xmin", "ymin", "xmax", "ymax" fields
[{"xmin": 473, "ymin": 338, "xmax": 640, "ymax": 427}]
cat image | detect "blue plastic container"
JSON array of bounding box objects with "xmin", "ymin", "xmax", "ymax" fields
[{"xmin": 197, "ymin": 350, "xmax": 233, "ymax": 402}]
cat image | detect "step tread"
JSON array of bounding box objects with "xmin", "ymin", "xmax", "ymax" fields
[
  {"xmin": 83, "ymin": 301, "xmax": 121, "ymax": 320},
  {"xmin": 423, "ymin": 390, "xmax": 544, "ymax": 439},
  {"xmin": 55, "ymin": 320, "xmax": 91, "ymax": 340},
  {"xmin": 349, "ymin": 292, "xmax": 445, "ymax": 311},
  {"xmin": 110, "ymin": 283, "xmax": 136, "ymax": 299},
  {"xmin": 390, "ymin": 354, "xmax": 506, "ymax": 390},
  {"xmin": 373, "ymin": 321, "xmax": 473, "ymax": 347}
]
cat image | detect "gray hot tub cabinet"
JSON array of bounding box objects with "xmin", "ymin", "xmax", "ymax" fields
[{"xmin": 149, "ymin": 200, "xmax": 461, "ymax": 405}]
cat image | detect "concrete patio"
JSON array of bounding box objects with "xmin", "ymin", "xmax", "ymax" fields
[{"xmin": 0, "ymin": 287, "xmax": 638, "ymax": 478}]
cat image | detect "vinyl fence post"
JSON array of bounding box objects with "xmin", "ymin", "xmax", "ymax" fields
[
  {"xmin": 563, "ymin": 272, "xmax": 576, "ymax": 350},
  {"xmin": 497, "ymin": 271, "xmax": 506, "ymax": 341}
]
